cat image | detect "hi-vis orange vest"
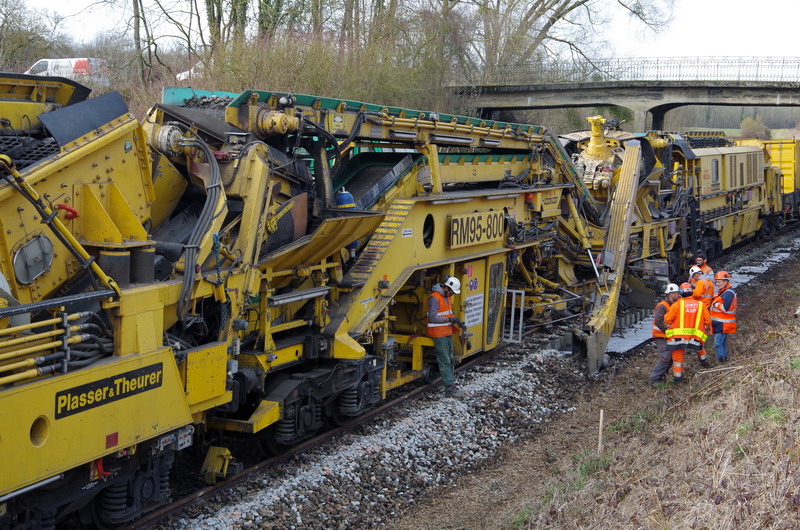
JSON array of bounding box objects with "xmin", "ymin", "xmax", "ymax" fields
[
  {"xmin": 692, "ymin": 278, "xmax": 714, "ymax": 309},
  {"xmin": 652, "ymin": 300, "xmax": 670, "ymax": 339},
  {"xmin": 700, "ymin": 263, "xmax": 714, "ymax": 281},
  {"xmin": 665, "ymin": 298, "xmax": 708, "ymax": 348},
  {"xmin": 711, "ymin": 286, "xmax": 737, "ymax": 334},
  {"xmin": 426, "ymin": 291, "xmax": 454, "ymax": 337}
]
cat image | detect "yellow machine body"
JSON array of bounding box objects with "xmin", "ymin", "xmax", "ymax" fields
[{"xmin": 1, "ymin": 348, "xmax": 191, "ymax": 496}]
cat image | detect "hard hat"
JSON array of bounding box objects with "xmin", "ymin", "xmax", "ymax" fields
[
  {"xmin": 689, "ymin": 265, "xmax": 702, "ymax": 276},
  {"xmin": 679, "ymin": 282, "xmax": 694, "ymax": 296},
  {"xmin": 714, "ymin": 271, "xmax": 731, "ymax": 281},
  {"xmin": 444, "ymin": 276, "xmax": 461, "ymax": 294},
  {"xmin": 664, "ymin": 283, "xmax": 680, "ymax": 294}
]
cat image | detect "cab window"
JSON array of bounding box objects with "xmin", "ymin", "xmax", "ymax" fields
[
  {"xmin": 29, "ymin": 60, "xmax": 48, "ymax": 74},
  {"xmin": 711, "ymin": 158, "xmax": 719, "ymax": 186}
]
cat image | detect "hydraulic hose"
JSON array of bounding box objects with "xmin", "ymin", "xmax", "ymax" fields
[{"xmin": 176, "ymin": 137, "xmax": 224, "ymax": 322}]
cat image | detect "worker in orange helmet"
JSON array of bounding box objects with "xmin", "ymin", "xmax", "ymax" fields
[
  {"xmin": 649, "ymin": 283, "xmax": 682, "ymax": 384},
  {"xmin": 710, "ymin": 271, "xmax": 737, "ymax": 363},
  {"xmin": 664, "ymin": 282, "xmax": 712, "ymax": 383},
  {"xmin": 693, "ymin": 253, "xmax": 715, "ymax": 282}
]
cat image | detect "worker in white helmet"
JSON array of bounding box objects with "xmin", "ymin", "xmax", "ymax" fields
[
  {"xmin": 689, "ymin": 265, "xmax": 714, "ymax": 365},
  {"xmin": 649, "ymin": 283, "xmax": 682, "ymax": 385},
  {"xmin": 427, "ymin": 275, "xmax": 466, "ymax": 398}
]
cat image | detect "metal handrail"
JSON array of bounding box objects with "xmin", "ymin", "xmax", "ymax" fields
[{"xmin": 452, "ymin": 57, "xmax": 800, "ymax": 86}]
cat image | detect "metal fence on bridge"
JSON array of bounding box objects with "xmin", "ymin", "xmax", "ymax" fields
[{"xmin": 454, "ymin": 57, "xmax": 800, "ymax": 86}]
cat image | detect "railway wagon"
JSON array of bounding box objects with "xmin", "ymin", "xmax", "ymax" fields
[
  {"xmin": 562, "ymin": 125, "xmax": 787, "ymax": 277},
  {"xmin": 736, "ymin": 137, "xmax": 800, "ymax": 222},
  {"xmin": 0, "ymin": 75, "xmax": 790, "ymax": 529}
]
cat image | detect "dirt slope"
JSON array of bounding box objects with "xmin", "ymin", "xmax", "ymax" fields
[{"xmin": 393, "ymin": 251, "xmax": 800, "ymax": 529}]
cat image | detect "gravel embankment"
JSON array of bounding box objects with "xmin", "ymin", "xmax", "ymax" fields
[{"xmin": 167, "ymin": 341, "xmax": 588, "ymax": 529}]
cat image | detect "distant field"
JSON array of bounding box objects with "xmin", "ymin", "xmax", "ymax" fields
[
  {"xmin": 725, "ymin": 128, "xmax": 798, "ymax": 139},
  {"xmin": 769, "ymin": 129, "xmax": 799, "ymax": 140},
  {"xmin": 675, "ymin": 127, "xmax": 799, "ymax": 139}
]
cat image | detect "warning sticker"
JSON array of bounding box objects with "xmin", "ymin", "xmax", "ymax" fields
[{"xmin": 464, "ymin": 293, "xmax": 484, "ymax": 328}]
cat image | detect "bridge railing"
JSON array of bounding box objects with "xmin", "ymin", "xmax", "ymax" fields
[{"xmin": 454, "ymin": 57, "xmax": 800, "ymax": 86}]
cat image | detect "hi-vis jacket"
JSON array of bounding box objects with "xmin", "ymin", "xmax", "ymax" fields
[
  {"xmin": 691, "ymin": 278, "xmax": 714, "ymax": 309},
  {"xmin": 699, "ymin": 263, "xmax": 714, "ymax": 282},
  {"xmin": 665, "ymin": 297, "xmax": 710, "ymax": 351},
  {"xmin": 427, "ymin": 284, "xmax": 455, "ymax": 337},
  {"xmin": 711, "ymin": 285, "xmax": 737, "ymax": 334},
  {"xmin": 651, "ymin": 299, "xmax": 671, "ymax": 339}
]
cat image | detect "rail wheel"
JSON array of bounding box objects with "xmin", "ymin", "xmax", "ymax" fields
[
  {"xmin": 258, "ymin": 397, "xmax": 324, "ymax": 455},
  {"xmin": 258, "ymin": 426, "xmax": 296, "ymax": 456},
  {"xmin": 78, "ymin": 451, "xmax": 174, "ymax": 529}
]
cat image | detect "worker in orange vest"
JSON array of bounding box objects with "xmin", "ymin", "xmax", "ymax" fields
[
  {"xmin": 689, "ymin": 265, "xmax": 714, "ymax": 362},
  {"xmin": 693, "ymin": 253, "xmax": 715, "ymax": 282},
  {"xmin": 689, "ymin": 265, "xmax": 714, "ymax": 309},
  {"xmin": 649, "ymin": 283, "xmax": 682, "ymax": 384},
  {"xmin": 427, "ymin": 276, "xmax": 466, "ymax": 398},
  {"xmin": 711, "ymin": 271, "xmax": 737, "ymax": 363},
  {"xmin": 664, "ymin": 282, "xmax": 712, "ymax": 384}
]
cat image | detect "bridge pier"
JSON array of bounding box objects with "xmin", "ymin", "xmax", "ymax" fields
[
  {"xmin": 629, "ymin": 106, "xmax": 666, "ymax": 133},
  {"xmin": 631, "ymin": 108, "xmax": 649, "ymax": 133}
]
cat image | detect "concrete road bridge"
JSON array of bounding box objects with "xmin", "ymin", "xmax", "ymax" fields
[{"xmin": 453, "ymin": 57, "xmax": 800, "ymax": 132}]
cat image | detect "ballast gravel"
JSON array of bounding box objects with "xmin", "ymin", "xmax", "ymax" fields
[{"xmin": 168, "ymin": 340, "xmax": 591, "ymax": 529}]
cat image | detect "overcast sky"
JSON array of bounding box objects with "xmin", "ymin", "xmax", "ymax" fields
[
  {"xmin": 29, "ymin": 0, "xmax": 798, "ymax": 58},
  {"xmin": 609, "ymin": 0, "xmax": 797, "ymax": 57}
]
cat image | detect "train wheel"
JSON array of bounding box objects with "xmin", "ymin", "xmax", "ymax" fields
[
  {"xmin": 258, "ymin": 427, "xmax": 295, "ymax": 456},
  {"xmin": 422, "ymin": 363, "xmax": 438, "ymax": 384},
  {"xmin": 258, "ymin": 401, "xmax": 323, "ymax": 455},
  {"xmin": 85, "ymin": 493, "xmax": 126, "ymax": 530},
  {"xmin": 79, "ymin": 452, "xmax": 173, "ymax": 529}
]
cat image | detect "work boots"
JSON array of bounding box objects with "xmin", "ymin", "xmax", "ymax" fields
[
  {"xmin": 444, "ymin": 386, "xmax": 466, "ymax": 398},
  {"xmin": 700, "ymin": 358, "xmax": 712, "ymax": 369}
]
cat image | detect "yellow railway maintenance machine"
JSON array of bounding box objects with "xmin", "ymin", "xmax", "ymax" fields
[{"xmin": 0, "ymin": 75, "xmax": 728, "ymax": 528}]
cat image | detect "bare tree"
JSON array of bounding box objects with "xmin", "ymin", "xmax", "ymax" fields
[
  {"xmin": 206, "ymin": 0, "xmax": 224, "ymax": 49},
  {"xmin": 132, "ymin": 0, "xmax": 147, "ymax": 82},
  {"xmin": 460, "ymin": 0, "xmax": 672, "ymax": 79},
  {"xmin": 0, "ymin": 0, "xmax": 68, "ymax": 70}
]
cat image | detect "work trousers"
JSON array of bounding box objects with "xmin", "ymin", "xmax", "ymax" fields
[
  {"xmin": 671, "ymin": 347, "xmax": 705, "ymax": 378},
  {"xmin": 649, "ymin": 338, "xmax": 671, "ymax": 382},
  {"xmin": 714, "ymin": 333, "xmax": 730, "ymax": 360},
  {"xmin": 699, "ymin": 337, "xmax": 710, "ymax": 362},
  {"xmin": 433, "ymin": 336, "xmax": 456, "ymax": 387}
]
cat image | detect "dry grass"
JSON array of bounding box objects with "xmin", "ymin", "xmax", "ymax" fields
[
  {"xmin": 523, "ymin": 357, "xmax": 800, "ymax": 528},
  {"xmin": 514, "ymin": 270, "xmax": 800, "ymax": 529},
  {"xmin": 394, "ymin": 251, "xmax": 800, "ymax": 530}
]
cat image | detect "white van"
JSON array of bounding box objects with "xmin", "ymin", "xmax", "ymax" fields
[
  {"xmin": 25, "ymin": 58, "xmax": 110, "ymax": 86},
  {"xmin": 176, "ymin": 62, "xmax": 206, "ymax": 81}
]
